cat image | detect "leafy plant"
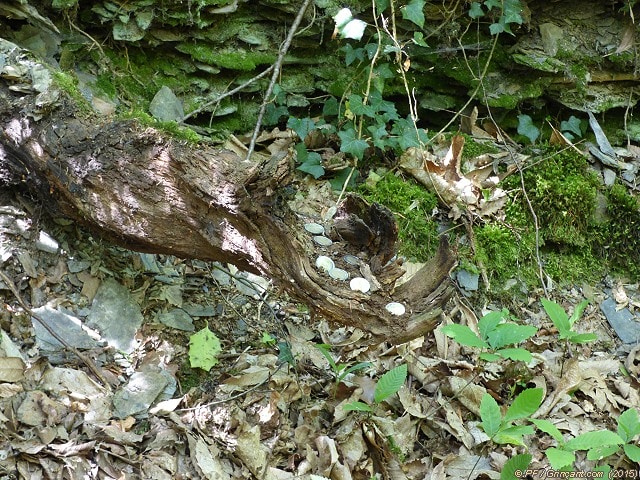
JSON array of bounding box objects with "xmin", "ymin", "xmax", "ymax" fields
[
  {"xmin": 480, "ymin": 387, "xmax": 543, "ymax": 446},
  {"xmin": 189, "ymin": 323, "xmax": 222, "ymax": 372},
  {"xmin": 468, "ymin": 0, "xmax": 525, "ymax": 35},
  {"xmin": 517, "ymin": 114, "xmax": 540, "ymax": 144},
  {"xmin": 315, "ymin": 344, "xmax": 372, "ymax": 389},
  {"xmin": 560, "ymin": 115, "xmax": 585, "ymax": 141},
  {"xmin": 540, "ymin": 298, "xmax": 597, "ymax": 344},
  {"xmin": 343, "ymin": 363, "xmax": 407, "ymax": 412},
  {"xmin": 441, "ymin": 309, "xmax": 537, "ymax": 362},
  {"xmin": 532, "ymin": 408, "xmax": 640, "ymax": 469}
]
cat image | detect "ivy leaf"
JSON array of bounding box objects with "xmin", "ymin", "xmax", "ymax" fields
[
  {"xmin": 189, "ymin": 325, "xmax": 222, "ymax": 371},
  {"xmin": 374, "ymin": 0, "xmax": 389, "ymax": 11},
  {"xmin": 560, "ymin": 115, "xmax": 583, "ymax": 137},
  {"xmin": 287, "ymin": 117, "xmax": 315, "ymax": 140},
  {"xmin": 338, "ymin": 128, "xmax": 369, "ymax": 160},
  {"xmin": 348, "ymin": 94, "xmax": 377, "ymax": 118},
  {"xmin": 295, "ymin": 143, "xmax": 324, "ymax": 178},
  {"xmin": 374, "ymin": 364, "xmax": 407, "ymax": 403},
  {"xmin": 323, "ymin": 96, "xmax": 339, "ymax": 117},
  {"xmin": 468, "ymin": 1, "xmax": 484, "ymax": 19},
  {"xmin": 400, "ymin": 0, "xmax": 425, "ymax": 28},
  {"xmin": 342, "ymin": 44, "xmax": 365, "ymax": 66},
  {"xmin": 517, "ymin": 114, "xmax": 540, "ymax": 144}
]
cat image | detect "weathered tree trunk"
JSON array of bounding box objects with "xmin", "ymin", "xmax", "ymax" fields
[{"xmin": 0, "ymin": 39, "xmax": 455, "ymax": 344}]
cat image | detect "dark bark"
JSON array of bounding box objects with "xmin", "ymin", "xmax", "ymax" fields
[{"xmin": 0, "ymin": 39, "xmax": 456, "ymax": 344}]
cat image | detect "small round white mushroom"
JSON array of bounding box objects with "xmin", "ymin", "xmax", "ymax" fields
[
  {"xmin": 313, "ymin": 235, "xmax": 333, "ymax": 247},
  {"xmin": 350, "ymin": 277, "xmax": 370, "ymax": 293},
  {"xmin": 385, "ymin": 302, "xmax": 406, "ymax": 316},
  {"xmin": 329, "ymin": 268, "xmax": 349, "ymax": 281},
  {"xmin": 315, "ymin": 256, "xmax": 335, "ymax": 272},
  {"xmin": 304, "ymin": 223, "xmax": 325, "ymax": 235}
]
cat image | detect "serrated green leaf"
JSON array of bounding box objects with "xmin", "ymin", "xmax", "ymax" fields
[
  {"xmin": 496, "ymin": 347, "xmax": 532, "ymax": 362},
  {"xmin": 479, "ymin": 352, "xmax": 502, "ymax": 362},
  {"xmin": 566, "ymin": 332, "xmax": 597, "ymax": 344},
  {"xmin": 504, "ymin": 388, "xmax": 543, "ymax": 422},
  {"xmin": 441, "ymin": 324, "xmax": 488, "ymax": 348},
  {"xmin": 493, "ymin": 425, "xmax": 534, "ymax": 446},
  {"xmin": 478, "ymin": 310, "xmax": 505, "ymax": 339},
  {"xmin": 400, "ymin": 0, "xmax": 425, "ymax": 28},
  {"xmin": 189, "ymin": 326, "xmax": 222, "ymax": 372},
  {"xmin": 568, "ymin": 299, "xmax": 589, "ymax": 326},
  {"xmin": 500, "ymin": 454, "xmax": 532, "ymax": 480},
  {"xmin": 565, "ymin": 430, "xmax": 624, "ymax": 451},
  {"xmin": 374, "ymin": 364, "xmax": 407, "ymax": 403},
  {"xmin": 517, "ymin": 114, "xmax": 540, "ymax": 144},
  {"xmin": 587, "ymin": 444, "xmax": 620, "ymax": 460},
  {"xmin": 338, "ymin": 128, "xmax": 369, "ymax": 160},
  {"xmin": 531, "ymin": 418, "xmax": 564, "ymax": 443},
  {"xmin": 624, "ymin": 443, "xmax": 640, "ymax": 462},
  {"xmin": 487, "ymin": 323, "xmax": 537, "ymax": 349},
  {"xmin": 541, "ymin": 298, "xmax": 570, "ymax": 334},
  {"xmin": 546, "ymin": 447, "xmax": 575, "ymax": 470},
  {"xmin": 343, "ymin": 401, "xmax": 373, "ymax": 412},
  {"xmin": 287, "ymin": 117, "xmax": 315, "ymax": 140},
  {"xmin": 480, "ymin": 394, "xmax": 501, "ymax": 437},
  {"xmin": 618, "ymin": 409, "xmax": 640, "ymax": 442}
]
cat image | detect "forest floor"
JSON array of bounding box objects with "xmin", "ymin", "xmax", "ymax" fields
[{"xmin": 0, "ymin": 181, "xmax": 639, "ymax": 480}]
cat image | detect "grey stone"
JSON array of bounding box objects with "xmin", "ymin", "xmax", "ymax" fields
[
  {"xmin": 456, "ymin": 269, "xmax": 479, "ymax": 292},
  {"xmin": 149, "ymin": 86, "xmax": 184, "ymax": 122},
  {"xmin": 600, "ymin": 297, "xmax": 640, "ymax": 344},
  {"xmin": 539, "ymin": 23, "xmax": 564, "ymax": 57},
  {"xmin": 32, "ymin": 306, "xmax": 98, "ymax": 351},
  {"xmin": 87, "ymin": 278, "xmax": 143, "ymax": 352}
]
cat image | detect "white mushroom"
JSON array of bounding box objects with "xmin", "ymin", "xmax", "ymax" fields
[
  {"xmin": 350, "ymin": 277, "xmax": 370, "ymax": 293},
  {"xmin": 315, "ymin": 256, "xmax": 335, "ymax": 272},
  {"xmin": 313, "ymin": 235, "xmax": 333, "ymax": 246},
  {"xmin": 385, "ymin": 302, "xmax": 406, "ymax": 316},
  {"xmin": 304, "ymin": 223, "xmax": 325, "ymax": 235},
  {"xmin": 329, "ymin": 268, "xmax": 349, "ymax": 281}
]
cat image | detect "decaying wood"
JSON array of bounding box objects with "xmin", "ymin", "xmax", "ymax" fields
[{"xmin": 0, "ymin": 39, "xmax": 456, "ymax": 344}]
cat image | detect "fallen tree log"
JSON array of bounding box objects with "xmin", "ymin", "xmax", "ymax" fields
[{"xmin": 0, "ymin": 39, "xmax": 456, "ymax": 344}]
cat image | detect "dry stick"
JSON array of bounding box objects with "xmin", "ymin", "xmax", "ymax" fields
[
  {"xmin": 0, "ymin": 270, "xmax": 112, "ymax": 390},
  {"xmin": 182, "ymin": 65, "xmax": 275, "ymax": 122},
  {"xmin": 245, "ymin": 0, "xmax": 313, "ymax": 163}
]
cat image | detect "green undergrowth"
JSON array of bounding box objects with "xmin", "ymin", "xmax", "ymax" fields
[
  {"xmin": 475, "ymin": 145, "xmax": 640, "ymax": 288},
  {"xmin": 359, "ymin": 172, "xmax": 439, "ymax": 262}
]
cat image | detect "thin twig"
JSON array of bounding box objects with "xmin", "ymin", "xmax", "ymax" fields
[
  {"xmin": 182, "ymin": 65, "xmax": 275, "ymax": 122},
  {"xmin": 245, "ymin": 0, "xmax": 313, "ymax": 163},
  {"xmin": 0, "ymin": 270, "xmax": 112, "ymax": 390}
]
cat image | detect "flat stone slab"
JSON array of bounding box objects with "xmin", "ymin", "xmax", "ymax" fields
[{"xmin": 600, "ymin": 297, "xmax": 640, "ymax": 344}]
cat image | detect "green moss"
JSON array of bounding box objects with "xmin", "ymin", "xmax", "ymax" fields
[
  {"xmin": 52, "ymin": 71, "xmax": 92, "ymax": 113},
  {"xmin": 359, "ymin": 173, "xmax": 439, "ymax": 261},
  {"xmin": 177, "ymin": 43, "xmax": 275, "ymax": 71},
  {"xmin": 122, "ymin": 110, "xmax": 201, "ymax": 143}
]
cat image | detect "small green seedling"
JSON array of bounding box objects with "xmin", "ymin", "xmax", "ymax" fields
[
  {"xmin": 533, "ymin": 408, "xmax": 640, "ymax": 469},
  {"xmin": 343, "ymin": 363, "xmax": 408, "ymax": 412},
  {"xmin": 315, "ymin": 344, "xmax": 372, "ymax": 388},
  {"xmin": 441, "ymin": 309, "xmax": 537, "ymax": 362},
  {"xmin": 541, "ymin": 298, "xmax": 597, "ymax": 344},
  {"xmin": 480, "ymin": 387, "xmax": 543, "ymax": 447}
]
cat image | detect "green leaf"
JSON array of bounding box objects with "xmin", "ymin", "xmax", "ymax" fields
[
  {"xmin": 348, "ymin": 94, "xmax": 377, "ymax": 118},
  {"xmin": 503, "ymin": 388, "xmax": 543, "ymax": 422},
  {"xmin": 496, "ymin": 347, "xmax": 532, "ymax": 362},
  {"xmin": 479, "ymin": 352, "xmax": 502, "ymax": 362},
  {"xmin": 277, "ymin": 341, "xmax": 295, "ymax": 366},
  {"xmin": 500, "ymin": 454, "xmax": 531, "ymax": 480},
  {"xmin": 541, "ymin": 298, "xmax": 570, "ymax": 334},
  {"xmin": 568, "ymin": 299, "xmax": 589, "ymax": 326},
  {"xmin": 374, "ymin": 0, "xmax": 390, "ymax": 12},
  {"xmin": 441, "ymin": 324, "xmax": 488, "ymax": 348},
  {"xmin": 338, "ymin": 128, "xmax": 369, "ymax": 160},
  {"xmin": 342, "ymin": 44, "xmax": 365, "ymax": 66},
  {"xmin": 486, "ymin": 323, "xmax": 537, "ymax": 349},
  {"xmin": 565, "ymin": 430, "xmax": 624, "ymax": 451},
  {"xmin": 287, "ymin": 117, "xmax": 315, "ymax": 140},
  {"xmin": 400, "ymin": 0, "xmax": 425, "ymax": 28},
  {"xmin": 412, "ymin": 31, "xmax": 429, "ymax": 47},
  {"xmin": 343, "ymin": 401, "xmax": 373, "ymax": 412},
  {"xmin": 374, "ymin": 364, "xmax": 407, "ymax": 403},
  {"xmin": 531, "ymin": 418, "xmax": 564, "ymax": 443},
  {"xmin": 493, "ymin": 425, "xmax": 535, "ymax": 446},
  {"xmin": 315, "ymin": 343, "xmax": 337, "ymax": 371},
  {"xmin": 587, "ymin": 444, "xmax": 620, "ymax": 460},
  {"xmin": 263, "ymin": 104, "xmax": 288, "ymax": 125},
  {"xmin": 545, "ymin": 447, "xmax": 575, "ymax": 470},
  {"xmin": 323, "ymin": 96, "xmax": 339, "ymax": 117},
  {"xmin": 624, "ymin": 443, "xmax": 640, "ymax": 462},
  {"xmin": 517, "ymin": 114, "xmax": 540, "ymax": 144},
  {"xmin": 295, "ymin": 143, "xmax": 324, "ymax": 179},
  {"xmin": 560, "ymin": 115, "xmax": 583, "ymax": 137},
  {"xmin": 338, "ymin": 361, "xmax": 372, "ymax": 382},
  {"xmin": 618, "ymin": 409, "xmax": 640, "ymax": 442},
  {"xmin": 566, "ymin": 332, "xmax": 597, "ymax": 344},
  {"xmin": 480, "ymin": 394, "xmax": 501, "ymax": 437},
  {"xmin": 478, "ymin": 310, "xmax": 505, "ymax": 339},
  {"xmin": 468, "ymin": 2, "xmax": 484, "ymax": 19},
  {"xmin": 189, "ymin": 325, "xmax": 222, "ymax": 372},
  {"xmin": 329, "ymin": 167, "xmax": 358, "ymax": 191}
]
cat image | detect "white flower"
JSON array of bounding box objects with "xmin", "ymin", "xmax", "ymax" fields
[
  {"xmin": 341, "ymin": 19, "xmax": 367, "ymax": 40},
  {"xmin": 333, "ymin": 8, "xmax": 353, "ymax": 28}
]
